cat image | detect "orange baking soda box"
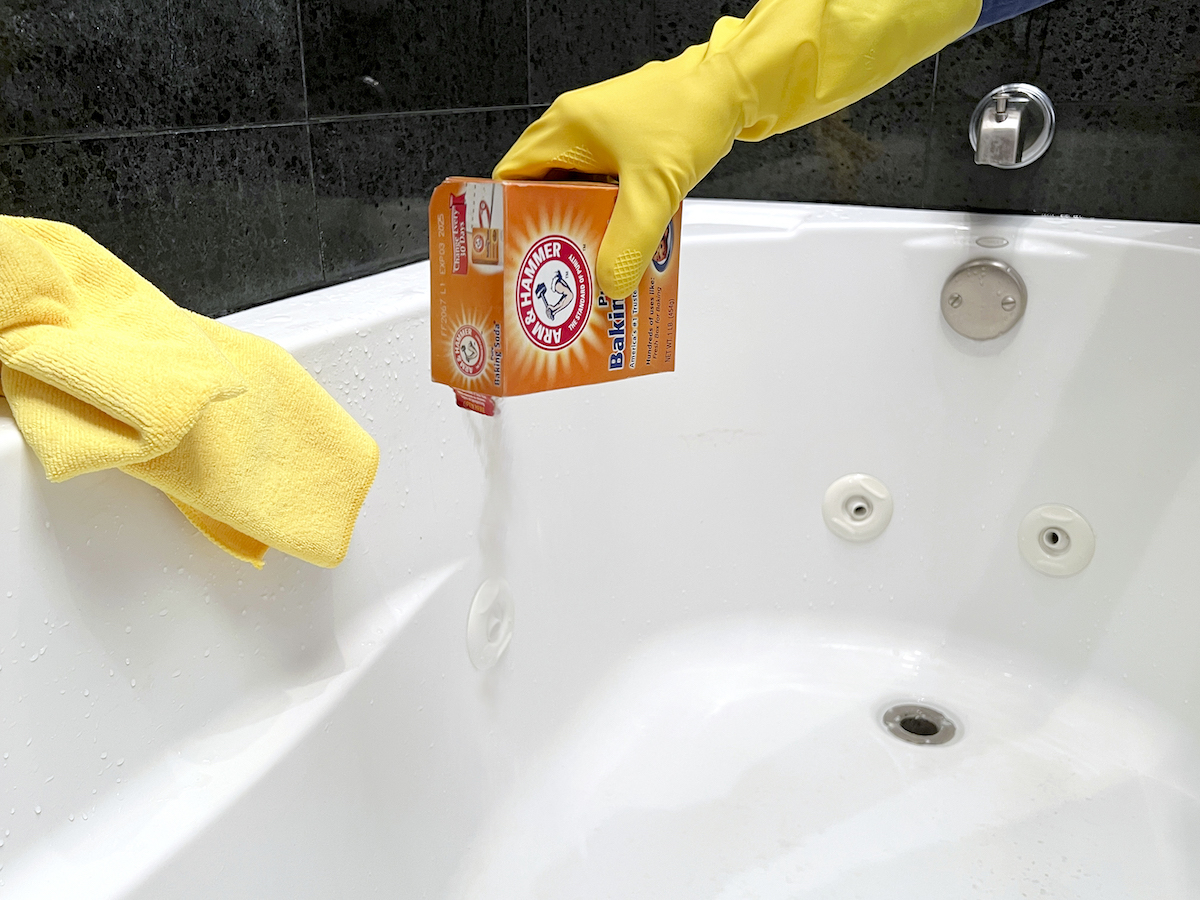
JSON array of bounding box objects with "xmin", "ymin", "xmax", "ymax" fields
[{"xmin": 429, "ymin": 177, "xmax": 681, "ymax": 415}]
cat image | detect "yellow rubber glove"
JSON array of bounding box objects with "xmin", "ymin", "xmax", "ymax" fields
[{"xmin": 494, "ymin": 0, "xmax": 981, "ymax": 298}]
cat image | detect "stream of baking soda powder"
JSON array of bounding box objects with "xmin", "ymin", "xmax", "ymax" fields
[{"xmin": 468, "ymin": 402, "xmax": 511, "ymax": 583}]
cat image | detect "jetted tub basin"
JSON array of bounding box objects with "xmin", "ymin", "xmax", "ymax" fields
[{"xmin": 2, "ymin": 200, "xmax": 1200, "ymax": 898}]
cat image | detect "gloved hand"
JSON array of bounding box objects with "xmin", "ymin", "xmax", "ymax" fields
[{"xmin": 494, "ymin": 0, "xmax": 981, "ymax": 298}]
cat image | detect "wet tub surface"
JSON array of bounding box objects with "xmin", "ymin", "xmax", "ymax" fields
[{"xmin": 2, "ymin": 200, "xmax": 1199, "ymax": 898}]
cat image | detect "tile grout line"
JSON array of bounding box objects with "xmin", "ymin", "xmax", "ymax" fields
[
  {"xmin": 0, "ymin": 105, "xmax": 552, "ymax": 148},
  {"xmin": 14, "ymin": 94, "xmax": 1199, "ymax": 151},
  {"xmin": 294, "ymin": 0, "xmax": 326, "ymax": 283}
]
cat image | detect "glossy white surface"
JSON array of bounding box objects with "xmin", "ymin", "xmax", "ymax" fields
[{"xmin": 2, "ymin": 201, "xmax": 1200, "ymax": 898}]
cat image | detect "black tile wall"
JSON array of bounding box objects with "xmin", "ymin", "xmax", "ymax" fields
[
  {"xmin": 924, "ymin": 101, "xmax": 1200, "ymax": 221},
  {"xmin": 528, "ymin": 0, "xmax": 655, "ymax": 102},
  {"xmin": 300, "ymin": 0, "xmax": 527, "ymax": 116},
  {"xmin": 926, "ymin": 0, "xmax": 1200, "ymax": 219},
  {"xmin": 0, "ymin": 0, "xmax": 1197, "ymax": 316},
  {"xmin": 0, "ymin": 127, "xmax": 322, "ymax": 316},
  {"xmin": 937, "ymin": 0, "xmax": 1200, "ymax": 104},
  {"xmin": 0, "ymin": 0, "xmax": 307, "ymax": 138},
  {"xmin": 311, "ymin": 108, "xmax": 531, "ymax": 281}
]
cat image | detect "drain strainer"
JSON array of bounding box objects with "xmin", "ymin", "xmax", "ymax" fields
[{"xmin": 882, "ymin": 703, "xmax": 958, "ymax": 745}]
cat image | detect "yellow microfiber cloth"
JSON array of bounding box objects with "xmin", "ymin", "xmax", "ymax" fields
[{"xmin": 0, "ymin": 215, "xmax": 379, "ymax": 568}]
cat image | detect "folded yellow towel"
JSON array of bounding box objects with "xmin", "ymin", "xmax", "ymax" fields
[{"xmin": 0, "ymin": 216, "xmax": 379, "ymax": 568}]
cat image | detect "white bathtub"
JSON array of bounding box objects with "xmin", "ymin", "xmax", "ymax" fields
[{"xmin": 3, "ymin": 200, "xmax": 1200, "ymax": 898}]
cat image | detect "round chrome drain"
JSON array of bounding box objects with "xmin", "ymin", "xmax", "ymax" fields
[{"xmin": 882, "ymin": 703, "xmax": 958, "ymax": 745}]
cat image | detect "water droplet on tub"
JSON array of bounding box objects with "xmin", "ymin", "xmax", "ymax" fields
[
  {"xmin": 33, "ymin": 807, "xmax": 40, "ymax": 815},
  {"xmin": 124, "ymin": 626, "xmax": 131, "ymax": 633}
]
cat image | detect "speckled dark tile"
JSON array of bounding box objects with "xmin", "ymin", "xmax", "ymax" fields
[
  {"xmin": 311, "ymin": 108, "xmax": 532, "ymax": 283},
  {"xmin": 300, "ymin": 0, "xmax": 527, "ymax": 117},
  {"xmin": 938, "ymin": 0, "xmax": 1200, "ymax": 104},
  {"xmin": 923, "ymin": 101, "xmax": 1200, "ymax": 223},
  {"xmin": 0, "ymin": 127, "xmax": 323, "ymax": 316},
  {"xmin": 0, "ymin": 0, "xmax": 306, "ymax": 140},
  {"xmin": 529, "ymin": 0, "xmax": 655, "ymax": 102},
  {"xmin": 653, "ymin": 0, "xmax": 755, "ymax": 59},
  {"xmin": 692, "ymin": 60, "xmax": 935, "ymax": 209},
  {"xmin": 1, "ymin": 0, "xmax": 1190, "ymax": 321}
]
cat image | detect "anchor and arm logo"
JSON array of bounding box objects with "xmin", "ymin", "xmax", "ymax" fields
[{"xmin": 516, "ymin": 235, "xmax": 592, "ymax": 352}]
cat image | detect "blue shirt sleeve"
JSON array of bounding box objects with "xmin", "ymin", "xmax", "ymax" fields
[{"xmin": 970, "ymin": 0, "xmax": 1058, "ymax": 33}]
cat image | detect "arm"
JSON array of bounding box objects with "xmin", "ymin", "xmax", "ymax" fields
[
  {"xmin": 971, "ymin": 0, "xmax": 1057, "ymax": 33},
  {"xmin": 496, "ymin": 0, "xmax": 1058, "ymax": 298}
]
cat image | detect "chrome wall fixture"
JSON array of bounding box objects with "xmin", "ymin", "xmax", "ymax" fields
[{"xmin": 970, "ymin": 83, "xmax": 1056, "ymax": 169}]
